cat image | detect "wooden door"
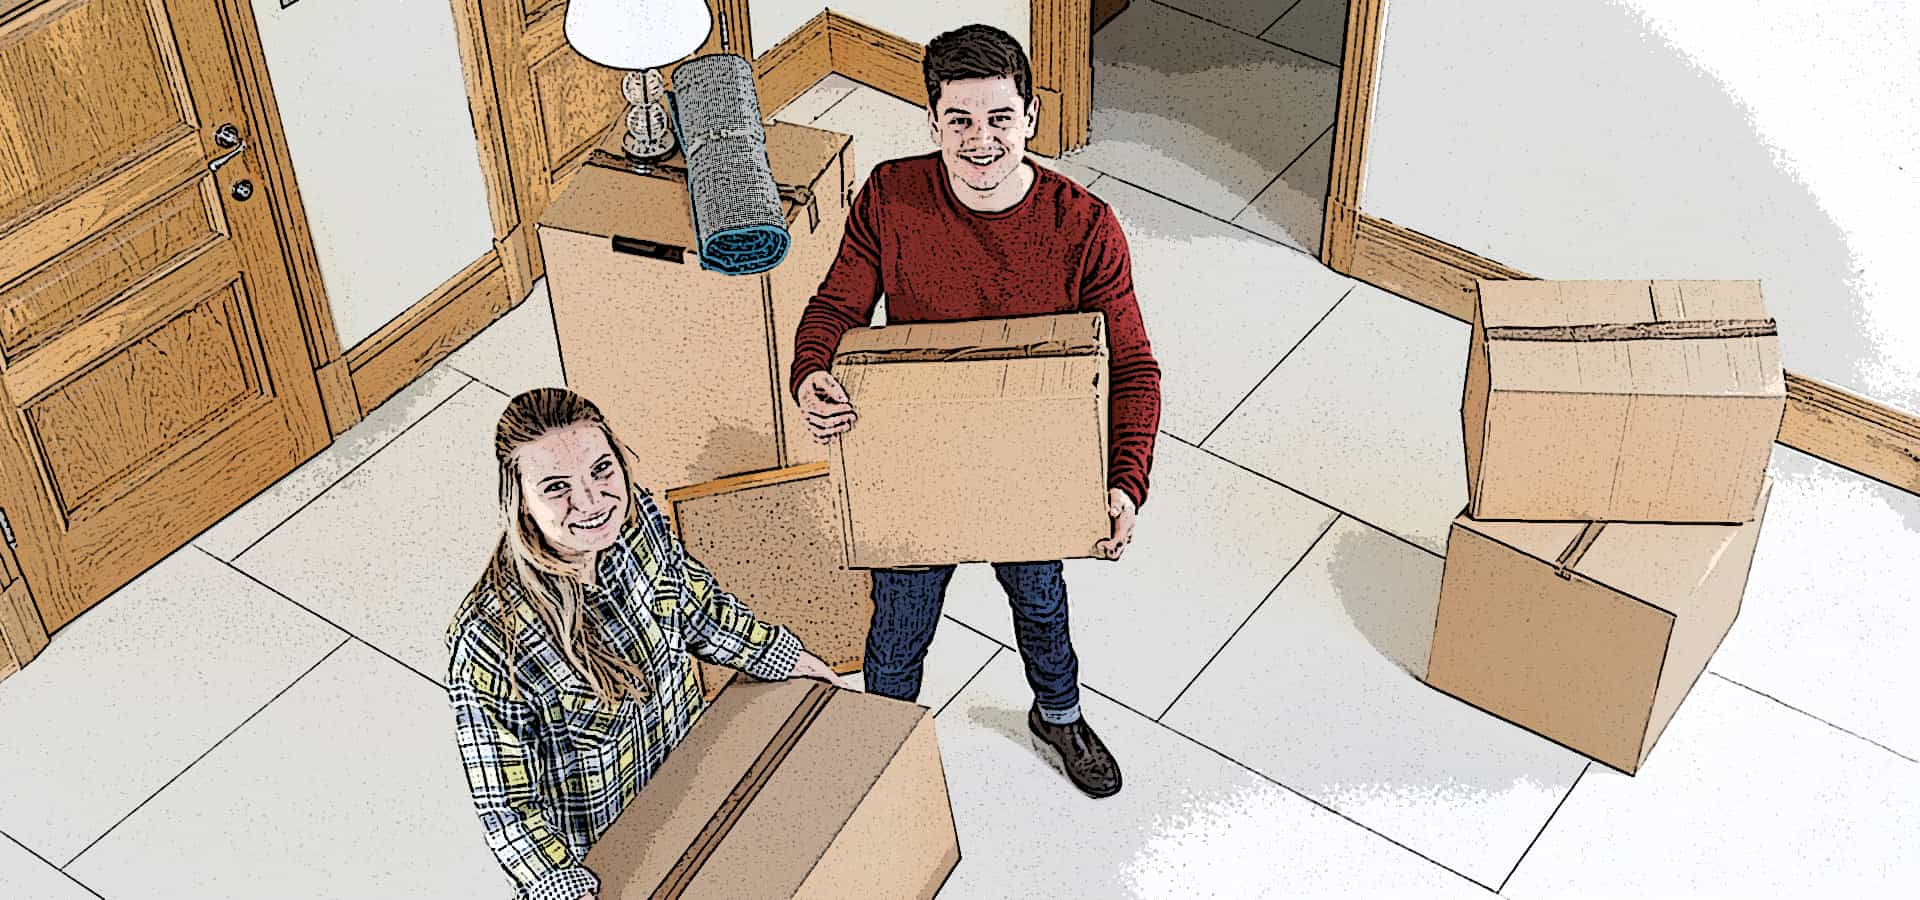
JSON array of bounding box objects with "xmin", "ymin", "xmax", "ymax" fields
[
  {"xmin": 0, "ymin": 0, "xmax": 329, "ymax": 632},
  {"xmin": 467, "ymin": 0, "xmax": 748, "ymax": 283}
]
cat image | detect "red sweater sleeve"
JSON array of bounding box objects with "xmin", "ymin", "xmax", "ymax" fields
[
  {"xmin": 789, "ymin": 170, "xmax": 886, "ymax": 400},
  {"xmin": 1079, "ymin": 204, "xmax": 1162, "ymax": 509}
]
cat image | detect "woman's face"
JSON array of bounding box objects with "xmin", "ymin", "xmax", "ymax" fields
[{"xmin": 515, "ymin": 423, "xmax": 628, "ymax": 562}]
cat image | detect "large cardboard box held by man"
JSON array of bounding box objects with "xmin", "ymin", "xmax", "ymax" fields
[
  {"xmin": 1424, "ymin": 478, "xmax": 1773, "ymax": 774},
  {"xmin": 827, "ymin": 312, "xmax": 1111, "ymax": 569},
  {"xmin": 667, "ymin": 463, "xmax": 872, "ymax": 703},
  {"xmin": 540, "ymin": 121, "xmax": 854, "ymax": 501},
  {"xmin": 1463, "ymin": 279, "xmax": 1786, "ymax": 523},
  {"xmin": 582, "ymin": 680, "xmax": 959, "ymax": 900}
]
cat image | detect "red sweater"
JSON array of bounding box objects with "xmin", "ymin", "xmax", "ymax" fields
[{"xmin": 790, "ymin": 153, "xmax": 1162, "ymax": 507}]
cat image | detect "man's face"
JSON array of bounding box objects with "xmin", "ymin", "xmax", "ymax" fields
[{"xmin": 928, "ymin": 75, "xmax": 1038, "ymax": 193}]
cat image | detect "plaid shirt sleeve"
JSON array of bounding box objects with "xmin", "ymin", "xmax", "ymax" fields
[
  {"xmin": 678, "ymin": 547, "xmax": 803, "ymax": 681},
  {"xmin": 448, "ymin": 634, "xmax": 601, "ymax": 900},
  {"xmin": 636, "ymin": 492, "xmax": 802, "ymax": 681}
]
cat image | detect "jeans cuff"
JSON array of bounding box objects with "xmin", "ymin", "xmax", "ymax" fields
[{"xmin": 1037, "ymin": 702, "xmax": 1082, "ymax": 725}]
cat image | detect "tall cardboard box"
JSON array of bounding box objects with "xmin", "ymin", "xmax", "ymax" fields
[
  {"xmin": 828, "ymin": 313, "xmax": 1111, "ymax": 569},
  {"xmin": 540, "ymin": 122, "xmax": 854, "ymax": 501},
  {"xmin": 1424, "ymin": 478, "xmax": 1773, "ymax": 774},
  {"xmin": 583, "ymin": 680, "xmax": 960, "ymax": 899},
  {"xmin": 667, "ymin": 463, "xmax": 872, "ymax": 703},
  {"xmin": 1464, "ymin": 279, "xmax": 1786, "ymax": 523}
]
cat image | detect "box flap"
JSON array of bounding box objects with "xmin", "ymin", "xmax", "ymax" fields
[
  {"xmin": 832, "ymin": 313, "xmax": 1106, "ymax": 365},
  {"xmin": 1456, "ymin": 478, "xmax": 1773, "ymax": 616},
  {"xmin": 539, "ymin": 120, "xmax": 851, "ymax": 243},
  {"xmin": 687, "ymin": 689, "xmax": 929, "ymax": 898},
  {"xmin": 583, "ymin": 680, "xmax": 822, "ymax": 893},
  {"xmin": 1572, "ymin": 477, "xmax": 1773, "ymax": 614},
  {"xmin": 1477, "ymin": 279, "xmax": 1770, "ymax": 329},
  {"xmin": 1479, "ymin": 279, "xmax": 1781, "ymax": 398},
  {"xmin": 1453, "ymin": 511, "xmax": 1591, "ymax": 570}
]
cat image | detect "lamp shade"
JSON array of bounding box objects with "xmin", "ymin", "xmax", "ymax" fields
[{"xmin": 564, "ymin": 0, "xmax": 713, "ymax": 69}]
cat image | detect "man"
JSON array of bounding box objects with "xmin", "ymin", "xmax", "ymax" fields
[{"xmin": 787, "ymin": 24, "xmax": 1162, "ymax": 800}]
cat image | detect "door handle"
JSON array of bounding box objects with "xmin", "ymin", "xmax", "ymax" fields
[{"xmin": 209, "ymin": 123, "xmax": 248, "ymax": 173}]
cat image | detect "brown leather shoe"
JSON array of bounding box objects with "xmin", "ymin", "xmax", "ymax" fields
[{"xmin": 1028, "ymin": 705, "xmax": 1123, "ymax": 798}]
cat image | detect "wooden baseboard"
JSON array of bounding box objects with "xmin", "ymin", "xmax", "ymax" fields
[
  {"xmin": 344, "ymin": 250, "xmax": 512, "ymax": 412},
  {"xmin": 314, "ymin": 357, "xmax": 361, "ymax": 437},
  {"xmin": 826, "ymin": 13, "xmax": 927, "ymax": 108},
  {"xmin": 756, "ymin": 12, "xmax": 833, "ymax": 117},
  {"xmin": 1345, "ymin": 208, "xmax": 1527, "ymax": 320},
  {"xmin": 1338, "ymin": 211, "xmax": 1920, "ymax": 496},
  {"xmin": 1781, "ymin": 374, "xmax": 1920, "ymax": 494}
]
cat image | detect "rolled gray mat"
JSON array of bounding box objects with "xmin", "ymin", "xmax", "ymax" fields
[{"xmin": 669, "ymin": 54, "xmax": 789, "ymax": 276}]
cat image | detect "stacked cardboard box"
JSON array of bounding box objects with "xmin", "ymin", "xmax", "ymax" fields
[
  {"xmin": 1425, "ymin": 279, "xmax": 1787, "ymax": 774},
  {"xmin": 541, "ymin": 121, "xmax": 855, "ymax": 503},
  {"xmin": 826, "ymin": 312, "xmax": 1113, "ymax": 568},
  {"xmin": 584, "ymin": 680, "xmax": 959, "ymax": 899}
]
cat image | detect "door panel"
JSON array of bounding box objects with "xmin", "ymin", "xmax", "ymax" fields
[
  {"xmin": 0, "ymin": 0, "xmax": 328, "ymax": 631},
  {"xmin": 0, "ymin": 0, "xmax": 196, "ymax": 224}
]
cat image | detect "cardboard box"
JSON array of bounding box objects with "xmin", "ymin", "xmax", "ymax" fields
[
  {"xmin": 1464, "ymin": 279, "xmax": 1786, "ymax": 523},
  {"xmin": 667, "ymin": 463, "xmax": 872, "ymax": 703},
  {"xmin": 583, "ymin": 680, "xmax": 959, "ymax": 899},
  {"xmin": 1424, "ymin": 477, "xmax": 1773, "ymax": 774},
  {"xmin": 540, "ymin": 122, "xmax": 854, "ymax": 501},
  {"xmin": 827, "ymin": 313, "xmax": 1111, "ymax": 569}
]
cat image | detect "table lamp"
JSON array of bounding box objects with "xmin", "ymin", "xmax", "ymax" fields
[{"xmin": 564, "ymin": 0, "xmax": 713, "ymax": 162}]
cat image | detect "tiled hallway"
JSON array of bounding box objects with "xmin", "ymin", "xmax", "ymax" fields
[{"xmin": 2, "ymin": 2, "xmax": 1916, "ymax": 897}]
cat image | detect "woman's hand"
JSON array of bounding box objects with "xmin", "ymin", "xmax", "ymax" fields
[{"xmin": 790, "ymin": 650, "xmax": 853, "ymax": 689}]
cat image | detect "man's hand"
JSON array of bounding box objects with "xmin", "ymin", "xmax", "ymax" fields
[
  {"xmin": 797, "ymin": 370, "xmax": 857, "ymax": 444},
  {"xmin": 790, "ymin": 650, "xmax": 854, "ymax": 689},
  {"xmin": 1094, "ymin": 488, "xmax": 1138, "ymax": 561}
]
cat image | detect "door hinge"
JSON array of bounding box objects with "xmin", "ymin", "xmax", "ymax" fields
[
  {"xmin": 718, "ymin": 12, "xmax": 730, "ymax": 51},
  {"xmin": 0, "ymin": 508, "xmax": 14, "ymax": 550}
]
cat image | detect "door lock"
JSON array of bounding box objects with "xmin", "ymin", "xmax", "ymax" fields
[{"xmin": 230, "ymin": 180, "xmax": 254, "ymax": 202}]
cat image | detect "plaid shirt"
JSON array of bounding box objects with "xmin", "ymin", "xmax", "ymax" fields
[{"xmin": 446, "ymin": 488, "xmax": 803, "ymax": 900}]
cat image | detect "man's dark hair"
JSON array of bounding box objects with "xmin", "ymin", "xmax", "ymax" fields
[{"xmin": 923, "ymin": 25, "xmax": 1034, "ymax": 111}]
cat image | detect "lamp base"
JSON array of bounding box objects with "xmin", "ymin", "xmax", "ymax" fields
[{"xmin": 620, "ymin": 68, "xmax": 676, "ymax": 165}]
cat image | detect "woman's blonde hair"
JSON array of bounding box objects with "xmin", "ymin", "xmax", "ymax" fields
[{"xmin": 484, "ymin": 388, "xmax": 654, "ymax": 705}]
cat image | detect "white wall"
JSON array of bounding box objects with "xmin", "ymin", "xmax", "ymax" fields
[
  {"xmin": 749, "ymin": 2, "xmax": 1031, "ymax": 59},
  {"xmin": 252, "ymin": 0, "xmax": 497, "ymax": 352},
  {"xmin": 1364, "ymin": 0, "xmax": 1920, "ymax": 414}
]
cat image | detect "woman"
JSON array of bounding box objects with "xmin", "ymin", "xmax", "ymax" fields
[{"xmin": 446, "ymin": 388, "xmax": 843, "ymax": 900}]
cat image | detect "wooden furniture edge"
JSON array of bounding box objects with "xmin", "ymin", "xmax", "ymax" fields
[{"xmin": 665, "ymin": 461, "xmax": 833, "ymax": 508}]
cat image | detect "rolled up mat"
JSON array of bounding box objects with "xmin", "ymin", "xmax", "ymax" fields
[{"xmin": 668, "ymin": 54, "xmax": 790, "ymax": 276}]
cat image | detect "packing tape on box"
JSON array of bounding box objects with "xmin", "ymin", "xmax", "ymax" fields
[
  {"xmin": 832, "ymin": 339, "xmax": 1096, "ymax": 366},
  {"xmin": 1553, "ymin": 522, "xmax": 1608, "ymax": 580},
  {"xmin": 1485, "ymin": 319, "xmax": 1777, "ymax": 343},
  {"xmin": 650, "ymin": 682, "xmax": 835, "ymax": 899}
]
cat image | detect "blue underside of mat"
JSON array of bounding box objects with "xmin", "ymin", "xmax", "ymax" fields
[{"xmin": 699, "ymin": 224, "xmax": 790, "ymax": 275}]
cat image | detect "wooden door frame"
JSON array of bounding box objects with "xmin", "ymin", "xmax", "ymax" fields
[
  {"xmin": 1317, "ymin": 0, "xmax": 1920, "ymax": 497},
  {"xmin": 215, "ymin": 0, "xmax": 363, "ymax": 436}
]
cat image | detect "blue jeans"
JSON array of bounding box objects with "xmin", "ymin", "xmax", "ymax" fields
[{"xmin": 864, "ymin": 562, "xmax": 1082, "ymax": 724}]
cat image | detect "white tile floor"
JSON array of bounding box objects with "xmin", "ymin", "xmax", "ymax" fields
[{"xmin": 3, "ymin": 2, "xmax": 1917, "ymax": 897}]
